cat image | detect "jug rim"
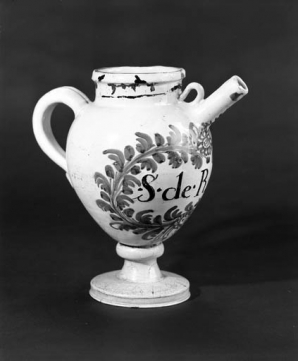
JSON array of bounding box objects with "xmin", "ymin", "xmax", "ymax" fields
[{"xmin": 92, "ymin": 66, "xmax": 185, "ymax": 84}]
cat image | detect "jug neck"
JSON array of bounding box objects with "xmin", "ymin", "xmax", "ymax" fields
[{"xmin": 92, "ymin": 66, "xmax": 185, "ymax": 105}]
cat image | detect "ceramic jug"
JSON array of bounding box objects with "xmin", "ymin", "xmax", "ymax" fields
[{"xmin": 33, "ymin": 66, "xmax": 248, "ymax": 307}]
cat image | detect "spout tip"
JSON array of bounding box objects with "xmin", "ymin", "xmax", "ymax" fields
[
  {"xmin": 229, "ymin": 76, "xmax": 248, "ymax": 102},
  {"xmin": 232, "ymin": 75, "xmax": 248, "ymax": 93}
]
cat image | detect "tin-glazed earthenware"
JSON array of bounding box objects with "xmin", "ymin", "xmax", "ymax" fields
[{"xmin": 33, "ymin": 66, "xmax": 248, "ymax": 307}]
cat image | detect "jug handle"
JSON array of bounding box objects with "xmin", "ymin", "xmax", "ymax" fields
[
  {"xmin": 179, "ymin": 82, "xmax": 205, "ymax": 105},
  {"xmin": 32, "ymin": 86, "xmax": 90, "ymax": 179}
]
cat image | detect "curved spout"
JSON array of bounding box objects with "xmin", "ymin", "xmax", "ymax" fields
[{"xmin": 193, "ymin": 76, "xmax": 248, "ymax": 125}]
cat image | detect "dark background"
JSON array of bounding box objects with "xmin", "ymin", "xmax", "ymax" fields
[{"xmin": 1, "ymin": 0, "xmax": 297, "ymax": 360}]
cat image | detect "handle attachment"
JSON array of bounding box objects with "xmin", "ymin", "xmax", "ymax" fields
[
  {"xmin": 179, "ymin": 82, "xmax": 205, "ymax": 105},
  {"xmin": 32, "ymin": 86, "xmax": 90, "ymax": 174}
]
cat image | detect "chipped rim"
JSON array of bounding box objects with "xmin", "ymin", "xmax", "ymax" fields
[{"xmin": 92, "ymin": 66, "xmax": 186, "ymax": 84}]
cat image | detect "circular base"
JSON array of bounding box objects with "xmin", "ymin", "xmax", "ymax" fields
[{"xmin": 90, "ymin": 271, "xmax": 190, "ymax": 308}]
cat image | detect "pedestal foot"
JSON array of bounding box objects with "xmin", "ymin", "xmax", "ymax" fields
[{"xmin": 89, "ymin": 243, "xmax": 190, "ymax": 308}]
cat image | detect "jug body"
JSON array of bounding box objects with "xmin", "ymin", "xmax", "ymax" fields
[{"xmin": 66, "ymin": 67, "xmax": 213, "ymax": 246}]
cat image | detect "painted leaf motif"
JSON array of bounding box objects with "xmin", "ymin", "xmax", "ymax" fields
[
  {"xmin": 123, "ymin": 208, "xmax": 134, "ymax": 217},
  {"xmin": 153, "ymin": 215, "xmax": 163, "ymax": 225},
  {"xmin": 94, "ymin": 172, "xmax": 111, "ymax": 195},
  {"xmin": 116, "ymin": 194, "xmax": 134, "ymax": 210},
  {"xmin": 122, "ymin": 186, "xmax": 133, "ymax": 195},
  {"xmin": 123, "ymin": 175, "xmax": 141, "ymax": 187},
  {"xmin": 130, "ymin": 165, "xmax": 141, "ymax": 175},
  {"xmin": 167, "ymin": 125, "xmax": 181, "ymax": 145},
  {"xmin": 122, "ymin": 174, "xmax": 141, "ymax": 195},
  {"xmin": 123, "ymin": 179, "xmax": 135, "ymax": 188},
  {"xmin": 191, "ymin": 154, "xmax": 203, "ymax": 169},
  {"xmin": 100, "ymin": 191, "xmax": 110, "ymax": 202},
  {"xmin": 135, "ymin": 132, "xmax": 154, "ymax": 149},
  {"xmin": 105, "ymin": 165, "xmax": 114, "ymax": 179},
  {"xmin": 167, "ymin": 151, "xmax": 183, "ymax": 169},
  {"xmin": 103, "ymin": 149, "xmax": 125, "ymax": 165},
  {"xmin": 110, "ymin": 214, "xmax": 123, "ymax": 221},
  {"xmin": 179, "ymin": 150, "xmax": 188, "ymax": 163},
  {"xmin": 172, "ymin": 208, "xmax": 183, "ymax": 219},
  {"xmin": 164, "ymin": 206, "xmax": 179, "ymax": 221},
  {"xmin": 185, "ymin": 202, "xmax": 194, "ymax": 212},
  {"xmin": 152, "ymin": 152, "xmax": 166, "ymax": 164},
  {"xmin": 142, "ymin": 228, "xmax": 164, "ymax": 240},
  {"xmin": 133, "ymin": 228, "xmax": 148, "ymax": 235},
  {"xmin": 107, "ymin": 154, "xmax": 119, "ymax": 162},
  {"xmin": 136, "ymin": 210, "xmax": 154, "ymax": 224},
  {"xmin": 110, "ymin": 222, "xmax": 136, "ymax": 231},
  {"xmin": 124, "ymin": 145, "xmax": 135, "ymax": 161},
  {"xmin": 139, "ymin": 158, "xmax": 157, "ymax": 173},
  {"xmin": 155, "ymin": 133, "xmax": 165, "ymax": 146},
  {"xmin": 136, "ymin": 137, "xmax": 148, "ymax": 153},
  {"xmin": 117, "ymin": 195, "xmax": 134, "ymax": 203},
  {"xmin": 107, "ymin": 154, "xmax": 124, "ymax": 172},
  {"xmin": 103, "ymin": 149, "xmax": 125, "ymax": 172},
  {"xmin": 96, "ymin": 199, "xmax": 113, "ymax": 212}
]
